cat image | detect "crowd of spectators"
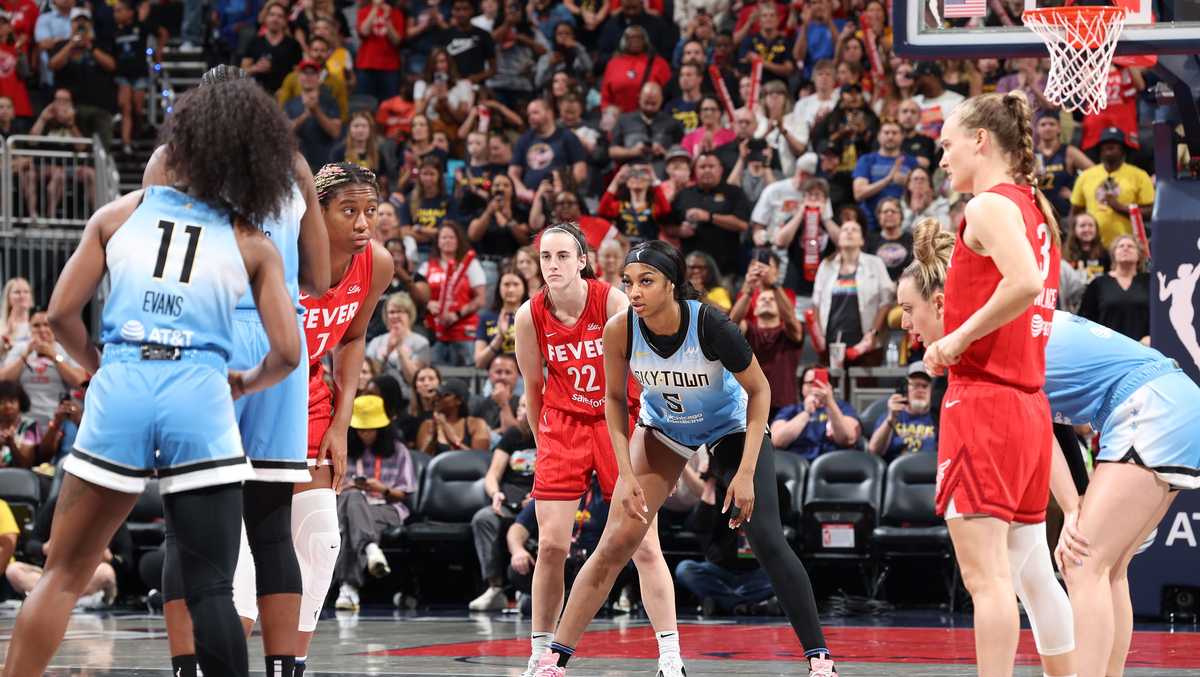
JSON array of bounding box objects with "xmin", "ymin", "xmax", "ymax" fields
[{"xmin": 0, "ymin": 0, "xmax": 1170, "ymax": 613}]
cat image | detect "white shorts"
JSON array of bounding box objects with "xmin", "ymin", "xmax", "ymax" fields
[{"xmin": 1098, "ymin": 372, "xmax": 1200, "ymax": 490}]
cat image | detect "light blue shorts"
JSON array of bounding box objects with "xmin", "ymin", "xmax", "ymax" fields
[
  {"xmin": 1098, "ymin": 371, "xmax": 1200, "ymax": 490},
  {"xmin": 231, "ymin": 310, "xmax": 310, "ymax": 482},
  {"xmin": 67, "ymin": 345, "xmax": 253, "ymax": 495}
]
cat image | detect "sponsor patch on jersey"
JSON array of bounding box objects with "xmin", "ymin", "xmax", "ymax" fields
[
  {"xmin": 120, "ymin": 319, "xmax": 145, "ymax": 342},
  {"xmin": 586, "ymin": 323, "xmax": 602, "ymax": 331},
  {"xmin": 347, "ymin": 285, "xmax": 361, "ymax": 294}
]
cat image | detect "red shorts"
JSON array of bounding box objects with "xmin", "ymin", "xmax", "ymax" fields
[
  {"xmin": 934, "ymin": 382, "xmax": 1052, "ymax": 524},
  {"xmin": 532, "ymin": 408, "xmax": 620, "ymax": 501},
  {"xmin": 307, "ymin": 372, "xmax": 334, "ymax": 463}
]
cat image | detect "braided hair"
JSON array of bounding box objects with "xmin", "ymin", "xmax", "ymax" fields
[
  {"xmin": 200, "ymin": 64, "xmax": 248, "ymax": 85},
  {"xmin": 956, "ymin": 92, "xmax": 1060, "ymax": 248},
  {"xmin": 314, "ymin": 162, "xmax": 379, "ymax": 206}
]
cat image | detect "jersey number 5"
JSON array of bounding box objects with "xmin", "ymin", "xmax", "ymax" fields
[
  {"xmin": 663, "ymin": 392, "xmax": 685, "ymax": 414},
  {"xmin": 153, "ymin": 220, "xmax": 203, "ymax": 284},
  {"xmin": 567, "ymin": 365, "xmax": 600, "ymax": 393},
  {"xmin": 1035, "ymin": 222, "xmax": 1051, "ymax": 281}
]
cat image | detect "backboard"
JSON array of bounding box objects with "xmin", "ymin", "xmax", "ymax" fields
[{"xmin": 893, "ymin": 0, "xmax": 1200, "ymax": 60}]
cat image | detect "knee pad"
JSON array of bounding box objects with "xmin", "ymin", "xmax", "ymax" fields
[
  {"xmin": 293, "ymin": 488, "xmax": 340, "ymax": 632},
  {"xmin": 232, "ymin": 521, "xmax": 259, "ymax": 623},
  {"xmin": 1009, "ymin": 522, "xmax": 1075, "ymax": 656}
]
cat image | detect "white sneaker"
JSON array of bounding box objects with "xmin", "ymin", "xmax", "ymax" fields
[
  {"xmin": 335, "ymin": 583, "xmax": 360, "ymax": 611},
  {"xmin": 468, "ymin": 585, "xmax": 508, "ymax": 611},
  {"xmin": 365, "ymin": 542, "xmax": 391, "ymax": 578},
  {"xmin": 808, "ymin": 655, "xmax": 839, "ymax": 677},
  {"xmin": 75, "ymin": 590, "xmax": 108, "ymax": 610},
  {"xmin": 521, "ymin": 651, "xmax": 545, "ymax": 677},
  {"xmin": 657, "ymin": 653, "xmax": 687, "ymax": 676}
]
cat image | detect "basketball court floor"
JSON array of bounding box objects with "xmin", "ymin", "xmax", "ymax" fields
[{"xmin": 4, "ymin": 606, "xmax": 1199, "ymax": 675}]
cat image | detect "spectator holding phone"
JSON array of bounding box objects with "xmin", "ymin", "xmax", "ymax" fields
[
  {"xmin": 598, "ymin": 162, "xmax": 672, "ymax": 242},
  {"xmin": 469, "ymin": 393, "xmax": 536, "ymax": 611},
  {"xmin": 1069, "ymin": 127, "xmax": 1154, "ymax": 248},
  {"xmin": 0, "ymin": 380, "xmax": 38, "ymax": 468},
  {"xmin": 333, "ymin": 395, "xmax": 418, "ymax": 611},
  {"xmin": 0, "ymin": 309, "xmax": 87, "ymax": 426},
  {"xmin": 737, "ymin": 259, "xmax": 805, "ymax": 420},
  {"xmin": 770, "ymin": 365, "xmax": 861, "ymax": 460},
  {"xmin": 609, "ymin": 81, "xmax": 684, "ymax": 177},
  {"xmin": 867, "ymin": 361, "xmax": 936, "ymax": 461}
]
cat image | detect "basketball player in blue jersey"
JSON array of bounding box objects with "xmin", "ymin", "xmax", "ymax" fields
[
  {"xmin": 533, "ymin": 241, "xmax": 839, "ymax": 677},
  {"xmin": 143, "ymin": 64, "xmax": 331, "ymax": 677},
  {"xmin": 898, "ymin": 219, "xmax": 1200, "ymax": 677},
  {"xmin": 2, "ymin": 78, "xmax": 301, "ymax": 677}
]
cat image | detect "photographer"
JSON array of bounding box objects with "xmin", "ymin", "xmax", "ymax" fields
[
  {"xmin": 469, "ymin": 393, "xmax": 536, "ymax": 611},
  {"xmin": 867, "ymin": 361, "xmax": 937, "ymax": 462},
  {"xmin": 534, "ymin": 20, "xmax": 592, "ymax": 91},
  {"xmin": 727, "ymin": 138, "xmax": 776, "ymax": 203},
  {"xmin": 609, "ymin": 81, "xmax": 684, "ymax": 177},
  {"xmin": 598, "ymin": 162, "xmax": 672, "ymax": 242},
  {"xmin": 47, "ymin": 7, "xmax": 115, "ymax": 150}
]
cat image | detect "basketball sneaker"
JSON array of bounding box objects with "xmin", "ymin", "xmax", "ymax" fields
[
  {"xmin": 656, "ymin": 652, "xmax": 687, "ymax": 676},
  {"xmin": 531, "ymin": 651, "xmax": 566, "ymax": 677},
  {"xmin": 808, "ymin": 654, "xmax": 838, "ymax": 677},
  {"xmin": 335, "ymin": 583, "xmax": 360, "ymax": 611}
]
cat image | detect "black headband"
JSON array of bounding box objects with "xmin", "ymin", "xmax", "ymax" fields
[{"xmin": 624, "ymin": 247, "xmax": 681, "ymax": 286}]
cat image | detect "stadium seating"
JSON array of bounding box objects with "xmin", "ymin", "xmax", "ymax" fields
[{"xmin": 870, "ymin": 453, "xmax": 955, "ymax": 605}]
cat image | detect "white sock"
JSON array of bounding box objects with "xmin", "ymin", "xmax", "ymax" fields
[
  {"xmin": 531, "ymin": 631, "xmax": 554, "ymax": 658},
  {"xmin": 656, "ymin": 630, "xmax": 680, "ymax": 659}
]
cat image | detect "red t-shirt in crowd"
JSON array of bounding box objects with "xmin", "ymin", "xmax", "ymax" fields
[
  {"xmin": 1080, "ymin": 66, "xmax": 1138, "ymax": 150},
  {"xmin": 600, "ymin": 53, "xmax": 672, "ymax": 113},
  {"xmin": 355, "ymin": 4, "xmax": 406, "ymax": 71}
]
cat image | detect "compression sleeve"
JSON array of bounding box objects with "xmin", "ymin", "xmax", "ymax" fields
[{"xmin": 698, "ymin": 304, "xmax": 754, "ymax": 373}]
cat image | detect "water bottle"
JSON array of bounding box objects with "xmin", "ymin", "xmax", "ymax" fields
[{"xmin": 885, "ymin": 340, "xmax": 899, "ymax": 368}]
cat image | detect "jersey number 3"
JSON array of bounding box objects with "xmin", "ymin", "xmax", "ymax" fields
[
  {"xmin": 153, "ymin": 220, "xmax": 203, "ymax": 284},
  {"xmin": 1035, "ymin": 222, "xmax": 1051, "ymax": 281}
]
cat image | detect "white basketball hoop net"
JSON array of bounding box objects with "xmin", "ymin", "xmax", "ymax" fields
[{"xmin": 1023, "ymin": 4, "xmax": 1129, "ymax": 114}]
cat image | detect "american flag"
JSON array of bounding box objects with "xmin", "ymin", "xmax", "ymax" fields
[{"xmin": 944, "ymin": 0, "xmax": 987, "ymax": 18}]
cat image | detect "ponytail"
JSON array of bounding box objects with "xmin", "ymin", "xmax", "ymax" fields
[
  {"xmin": 961, "ymin": 91, "xmax": 1061, "ymax": 249},
  {"xmin": 900, "ymin": 217, "xmax": 956, "ymax": 299},
  {"xmin": 1002, "ymin": 92, "xmax": 1061, "ymax": 248}
]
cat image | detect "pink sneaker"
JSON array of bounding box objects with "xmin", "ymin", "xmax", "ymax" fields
[
  {"xmin": 808, "ymin": 655, "xmax": 838, "ymax": 677},
  {"xmin": 532, "ymin": 650, "xmax": 566, "ymax": 677}
]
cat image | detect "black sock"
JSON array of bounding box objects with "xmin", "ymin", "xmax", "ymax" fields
[
  {"xmin": 549, "ymin": 642, "xmax": 574, "ymax": 668},
  {"xmin": 171, "ymin": 655, "xmax": 198, "ymax": 677},
  {"xmin": 265, "ymin": 655, "xmax": 296, "ymax": 676},
  {"xmin": 295, "ymin": 655, "xmax": 307, "ymax": 677}
]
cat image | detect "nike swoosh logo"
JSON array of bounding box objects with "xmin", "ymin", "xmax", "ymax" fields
[
  {"xmin": 944, "ymin": 400, "xmax": 961, "ymax": 409},
  {"xmin": 545, "ymin": 332, "xmax": 556, "ymax": 337}
]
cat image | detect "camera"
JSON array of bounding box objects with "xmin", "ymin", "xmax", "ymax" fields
[
  {"xmin": 752, "ymin": 247, "xmax": 772, "ymax": 264},
  {"xmin": 895, "ymin": 381, "xmax": 909, "ymax": 398}
]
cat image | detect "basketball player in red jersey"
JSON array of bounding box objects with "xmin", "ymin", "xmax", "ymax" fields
[
  {"xmin": 231, "ymin": 163, "xmax": 392, "ymax": 677},
  {"xmin": 923, "ymin": 92, "xmax": 1062, "ymax": 677},
  {"xmin": 513, "ymin": 223, "xmax": 686, "ymax": 677}
]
